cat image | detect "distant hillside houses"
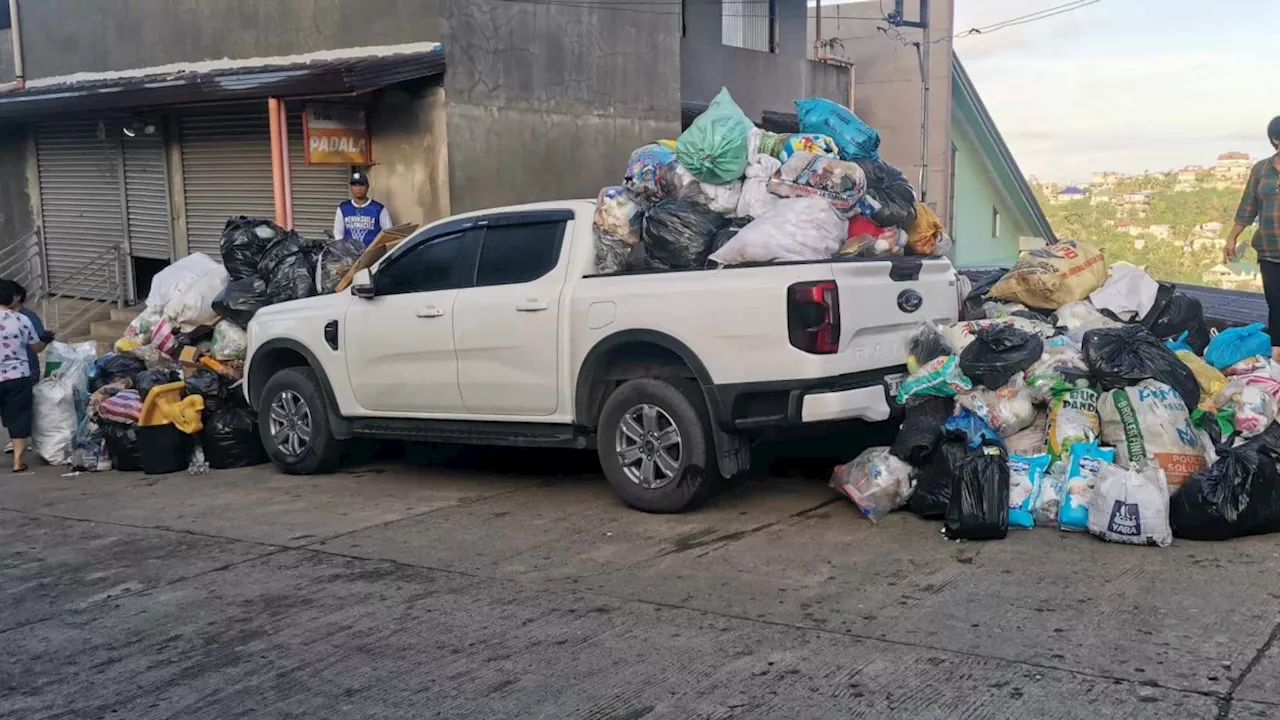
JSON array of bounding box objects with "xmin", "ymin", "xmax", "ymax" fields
[
  {"xmin": 1051, "ymin": 186, "xmax": 1087, "ymax": 204},
  {"xmin": 1204, "ymin": 262, "xmax": 1262, "ymax": 291}
]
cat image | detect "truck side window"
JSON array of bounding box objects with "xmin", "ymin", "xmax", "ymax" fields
[
  {"xmin": 376, "ymin": 232, "xmax": 465, "ymax": 296},
  {"xmin": 475, "ymin": 222, "xmax": 565, "ymax": 287}
]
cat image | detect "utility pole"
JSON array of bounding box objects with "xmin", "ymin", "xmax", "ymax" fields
[
  {"xmin": 814, "ymin": 0, "xmax": 822, "ymax": 58},
  {"xmin": 892, "ymin": 0, "xmax": 931, "ymax": 204}
]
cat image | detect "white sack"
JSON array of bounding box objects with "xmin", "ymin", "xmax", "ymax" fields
[
  {"xmin": 700, "ymin": 180, "xmax": 743, "ymax": 215},
  {"xmin": 1089, "ymin": 261, "xmax": 1159, "ymax": 322},
  {"xmin": 146, "ymin": 253, "xmax": 222, "ymax": 313},
  {"xmin": 710, "ymin": 197, "xmax": 846, "ymax": 265},
  {"xmin": 32, "ymin": 370, "xmax": 80, "ymax": 466},
  {"xmin": 163, "ymin": 262, "xmax": 230, "ymax": 330},
  {"xmin": 734, "ymin": 155, "xmax": 783, "ymax": 220}
]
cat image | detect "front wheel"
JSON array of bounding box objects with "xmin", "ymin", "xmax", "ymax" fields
[
  {"xmin": 258, "ymin": 367, "xmax": 343, "ymax": 474},
  {"xmin": 596, "ymin": 378, "xmax": 717, "ymax": 513}
]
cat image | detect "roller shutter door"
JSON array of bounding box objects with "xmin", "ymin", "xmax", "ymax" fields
[
  {"xmin": 179, "ymin": 108, "xmax": 275, "ymax": 257},
  {"xmin": 35, "ymin": 121, "xmax": 125, "ymax": 299},
  {"xmin": 122, "ymin": 133, "xmax": 174, "ymax": 260},
  {"xmin": 288, "ymin": 113, "xmax": 352, "ymax": 240},
  {"xmin": 179, "ymin": 106, "xmax": 350, "ymax": 258}
]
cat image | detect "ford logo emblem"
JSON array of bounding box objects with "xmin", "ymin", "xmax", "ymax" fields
[{"xmin": 898, "ymin": 290, "xmax": 923, "ymax": 313}]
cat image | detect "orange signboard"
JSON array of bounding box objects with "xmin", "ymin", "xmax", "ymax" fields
[{"xmin": 303, "ymin": 103, "xmax": 372, "ymax": 165}]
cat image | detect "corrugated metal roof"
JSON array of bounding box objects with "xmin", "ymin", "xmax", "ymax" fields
[{"xmin": 0, "ymin": 44, "xmax": 446, "ymax": 119}]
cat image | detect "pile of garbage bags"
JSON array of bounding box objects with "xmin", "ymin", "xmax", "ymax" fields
[
  {"xmin": 213, "ymin": 217, "xmax": 331, "ymax": 328},
  {"xmin": 594, "ymin": 89, "xmax": 949, "ymax": 275},
  {"xmin": 832, "ymin": 248, "xmax": 1280, "ymax": 546}
]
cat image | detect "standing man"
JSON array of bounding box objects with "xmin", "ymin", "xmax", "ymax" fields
[
  {"xmin": 333, "ymin": 169, "xmax": 393, "ymax": 247},
  {"xmin": 1225, "ymin": 116, "xmax": 1280, "ymax": 361}
]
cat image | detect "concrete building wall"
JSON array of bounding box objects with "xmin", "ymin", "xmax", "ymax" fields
[
  {"xmin": 439, "ymin": 0, "xmax": 681, "ymax": 212},
  {"xmin": 683, "ymin": 0, "xmax": 849, "ymax": 120},
  {"xmin": 950, "ymin": 121, "xmax": 1030, "ymax": 267},
  {"xmin": 0, "ymin": 0, "xmax": 683, "ymax": 223},
  {"xmin": 0, "ymin": 125, "xmax": 33, "ymax": 245},
  {"xmin": 367, "ymin": 80, "xmax": 451, "ymax": 227},
  {"xmin": 6, "ymin": 0, "xmax": 442, "ymax": 79},
  {"xmin": 809, "ymin": 1, "xmax": 955, "ymax": 223}
]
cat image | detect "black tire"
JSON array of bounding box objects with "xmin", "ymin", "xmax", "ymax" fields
[
  {"xmin": 258, "ymin": 366, "xmax": 343, "ymax": 475},
  {"xmin": 596, "ymin": 377, "xmax": 718, "ymax": 513}
]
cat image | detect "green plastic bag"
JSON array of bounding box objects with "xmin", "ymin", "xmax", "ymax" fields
[{"xmin": 677, "ymin": 88, "xmax": 753, "ymax": 185}]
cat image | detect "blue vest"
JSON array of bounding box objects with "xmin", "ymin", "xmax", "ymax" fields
[{"xmin": 338, "ymin": 199, "xmax": 386, "ymax": 246}]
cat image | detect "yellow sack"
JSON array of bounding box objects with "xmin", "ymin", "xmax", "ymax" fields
[
  {"xmin": 1176, "ymin": 349, "xmax": 1227, "ymax": 407},
  {"xmin": 988, "ymin": 240, "xmax": 1108, "ymax": 310},
  {"xmin": 906, "ymin": 203, "xmax": 946, "ymax": 255}
]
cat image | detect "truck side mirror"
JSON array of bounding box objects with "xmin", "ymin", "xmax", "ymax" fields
[{"xmin": 350, "ymin": 268, "xmax": 375, "ymax": 299}]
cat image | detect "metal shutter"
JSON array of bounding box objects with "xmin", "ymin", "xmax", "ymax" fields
[
  {"xmin": 122, "ymin": 133, "xmax": 173, "ymax": 260},
  {"xmin": 179, "ymin": 108, "xmax": 275, "ymax": 256},
  {"xmin": 35, "ymin": 120, "xmax": 125, "ymax": 299},
  {"xmin": 288, "ymin": 112, "xmax": 351, "ymax": 240}
]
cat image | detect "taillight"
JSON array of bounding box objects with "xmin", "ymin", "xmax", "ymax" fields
[{"xmin": 787, "ymin": 281, "xmax": 840, "ymax": 354}]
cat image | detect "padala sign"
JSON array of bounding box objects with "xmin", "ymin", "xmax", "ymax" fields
[{"xmin": 303, "ymin": 104, "xmax": 371, "ymax": 165}]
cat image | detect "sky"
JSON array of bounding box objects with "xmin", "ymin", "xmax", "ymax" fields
[{"xmin": 952, "ymin": 0, "xmax": 1280, "ymax": 183}]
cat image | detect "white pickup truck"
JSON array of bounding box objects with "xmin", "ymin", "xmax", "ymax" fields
[{"xmin": 244, "ymin": 200, "xmax": 959, "ymax": 512}]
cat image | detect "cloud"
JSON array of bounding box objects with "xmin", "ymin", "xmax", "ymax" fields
[{"xmin": 963, "ymin": 50, "xmax": 1279, "ymax": 181}]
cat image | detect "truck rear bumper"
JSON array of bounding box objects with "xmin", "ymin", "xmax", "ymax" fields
[{"xmin": 711, "ymin": 365, "xmax": 906, "ymax": 431}]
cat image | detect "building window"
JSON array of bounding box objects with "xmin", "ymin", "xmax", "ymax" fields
[
  {"xmin": 991, "ymin": 207, "xmax": 1001, "ymax": 238},
  {"xmin": 722, "ymin": 0, "xmax": 776, "ymax": 53}
]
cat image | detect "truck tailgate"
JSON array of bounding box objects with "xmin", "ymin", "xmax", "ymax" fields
[{"xmin": 829, "ymin": 257, "xmax": 958, "ymax": 374}]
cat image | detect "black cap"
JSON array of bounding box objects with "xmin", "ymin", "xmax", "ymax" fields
[{"xmin": 349, "ymin": 170, "xmax": 369, "ymax": 186}]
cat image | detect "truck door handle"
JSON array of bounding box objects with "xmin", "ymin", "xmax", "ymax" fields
[
  {"xmin": 516, "ymin": 299, "xmax": 549, "ymax": 312},
  {"xmin": 416, "ymin": 307, "xmax": 445, "ymax": 318}
]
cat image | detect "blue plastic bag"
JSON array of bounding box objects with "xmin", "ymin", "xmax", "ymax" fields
[
  {"xmin": 1204, "ymin": 323, "xmax": 1271, "ymax": 370},
  {"xmin": 1008, "ymin": 453, "xmax": 1050, "ymax": 529},
  {"xmin": 944, "ymin": 408, "xmax": 1005, "ymax": 450},
  {"xmin": 1058, "ymin": 442, "xmax": 1115, "ymax": 532},
  {"xmin": 796, "ymin": 98, "xmax": 881, "ymax": 161},
  {"xmin": 1165, "ymin": 330, "xmax": 1194, "ymax": 354}
]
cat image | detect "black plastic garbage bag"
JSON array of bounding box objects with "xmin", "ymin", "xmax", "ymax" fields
[
  {"xmin": 316, "ymin": 237, "xmax": 365, "ymax": 294},
  {"xmin": 1082, "ymin": 324, "xmax": 1199, "ymax": 410},
  {"xmin": 220, "ymin": 217, "xmax": 282, "ymax": 281},
  {"xmin": 212, "ymin": 275, "xmax": 270, "ymax": 329},
  {"xmin": 185, "ymin": 368, "xmax": 234, "ymax": 413},
  {"xmin": 943, "ymin": 439, "xmax": 1010, "ymax": 540},
  {"xmin": 958, "ymin": 325, "xmax": 1043, "ymax": 389},
  {"xmin": 200, "ymin": 406, "xmax": 268, "ymax": 469},
  {"xmin": 641, "ymin": 198, "xmax": 729, "ymax": 269},
  {"xmin": 259, "ymin": 231, "xmax": 321, "ymax": 305},
  {"xmin": 92, "ymin": 353, "xmax": 148, "ymax": 391},
  {"xmin": 855, "ymin": 157, "xmax": 918, "ymax": 229},
  {"xmin": 891, "ymin": 396, "xmax": 954, "ymax": 466},
  {"xmin": 1170, "ymin": 424, "xmax": 1280, "ymax": 540},
  {"xmin": 1142, "ymin": 283, "xmax": 1211, "ymax": 355},
  {"xmin": 100, "ymin": 420, "xmax": 142, "ymax": 472},
  {"xmin": 908, "ymin": 443, "xmax": 956, "ymax": 519},
  {"xmin": 961, "ymin": 269, "xmax": 1008, "ymax": 321},
  {"xmin": 133, "ymin": 369, "xmax": 180, "ymax": 401}
]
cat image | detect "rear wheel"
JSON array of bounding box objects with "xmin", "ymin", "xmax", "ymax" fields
[
  {"xmin": 596, "ymin": 378, "xmax": 717, "ymax": 513},
  {"xmin": 258, "ymin": 367, "xmax": 343, "ymax": 474}
]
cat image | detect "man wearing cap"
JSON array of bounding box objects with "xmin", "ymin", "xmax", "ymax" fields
[{"xmin": 333, "ymin": 170, "xmax": 393, "ymax": 247}]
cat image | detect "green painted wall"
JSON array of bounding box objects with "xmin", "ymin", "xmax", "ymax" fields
[{"xmin": 950, "ymin": 119, "xmax": 1034, "ymax": 267}]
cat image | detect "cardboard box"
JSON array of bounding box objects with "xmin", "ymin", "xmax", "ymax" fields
[{"xmin": 334, "ymin": 222, "xmax": 420, "ymax": 292}]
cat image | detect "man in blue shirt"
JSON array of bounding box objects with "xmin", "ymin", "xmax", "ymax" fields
[{"xmin": 332, "ymin": 170, "xmax": 392, "ymax": 247}]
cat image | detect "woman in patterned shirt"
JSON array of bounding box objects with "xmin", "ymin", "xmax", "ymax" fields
[{"xmin": 0, "ymin": 279, "xmax": 47, "ymax": 472}]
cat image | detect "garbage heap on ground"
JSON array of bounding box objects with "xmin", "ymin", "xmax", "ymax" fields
[
  {"xmin": 593, "ymin": 89, "xmax": 950, "ymax": 275},
  {"xmin": 831, "ymin": 240, "xmax": 1280, "ymax": 545},
  {"xmin": 29, "ymin": 217, "xmax": 366, "ymax": 475}
]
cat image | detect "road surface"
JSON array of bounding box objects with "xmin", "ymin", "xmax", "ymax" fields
[{"xmin": 1, "ymin": 444, "xmax": 1278, "ymax": 719}]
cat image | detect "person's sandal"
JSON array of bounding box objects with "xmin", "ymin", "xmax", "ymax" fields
[{"xmin": 12, "ymin": 463, "xmax": 27, "ymax": 472}]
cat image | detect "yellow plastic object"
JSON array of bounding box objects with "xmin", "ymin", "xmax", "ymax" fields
[
  {"xmin": 1176, "ymin": 350, "xmax": 1227, "ymax": 406},
  {"xmin": 114, "ymin": 337, "xmax": 142, "ymax": 353},
  {"xmin": 138, "ymin": 381, "xmax": 205, "ymax": 434}
]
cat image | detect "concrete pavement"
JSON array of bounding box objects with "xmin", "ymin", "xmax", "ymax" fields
[{"xmin": 1, "ymin": 446, "xmax": 1279, "ymax": 719}]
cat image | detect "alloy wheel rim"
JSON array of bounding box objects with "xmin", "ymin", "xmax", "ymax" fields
[
  {"xmin": 615, "ymin": 403, "xmax": 682, "ymax": 489},
  {"xmin": 268, "ymin": 390, "xmax": 312, "ymax": 458}
]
